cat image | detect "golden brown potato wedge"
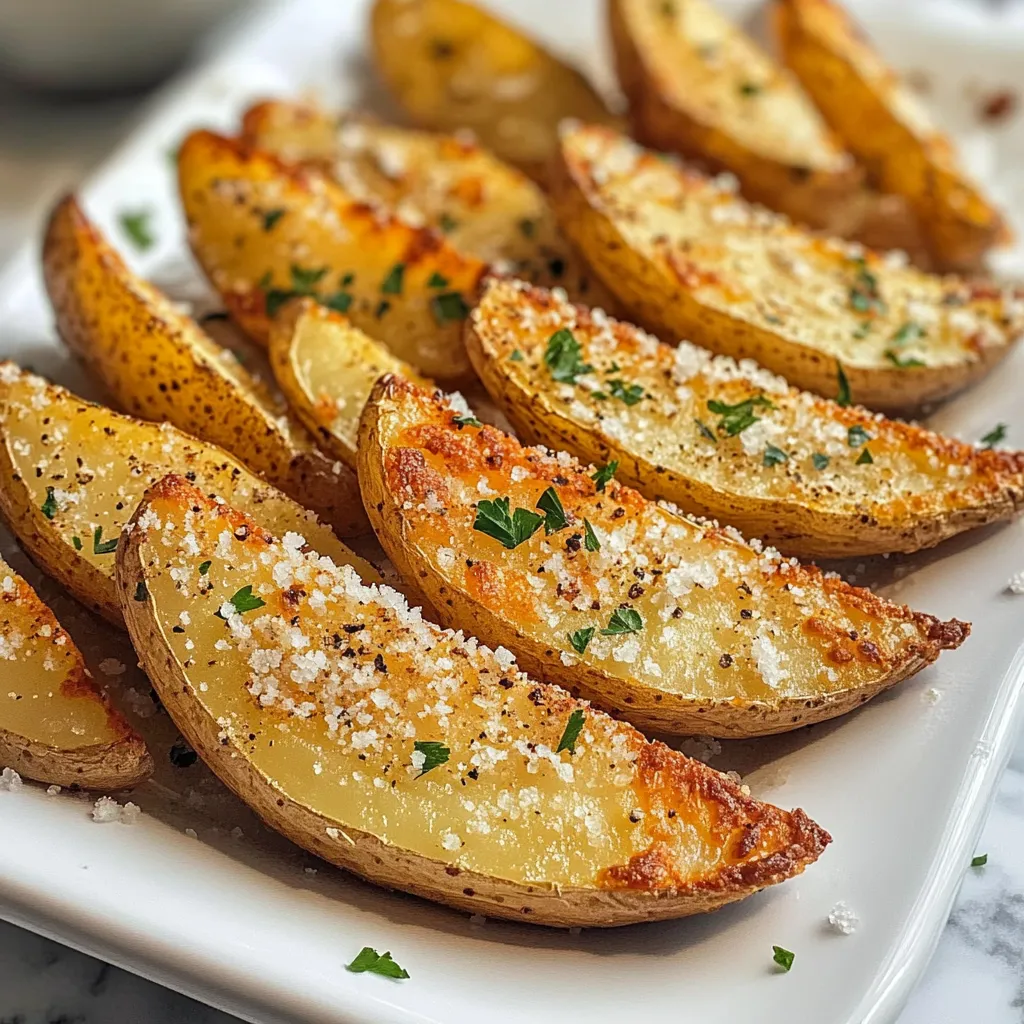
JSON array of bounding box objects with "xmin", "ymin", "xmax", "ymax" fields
[
  {"xmin": 369, "ymin": 0, "xmax": 620, "ymax": 183},
  {"xmin": 177, "ymin": 130, "xmax": 486, "ymax": 383},
  {"xmin": 118, "ymin": 473, "xmax": 829, "ymax": 926},
  {"xmin": 42, "ymin": 196, "xmax": 365, "ymax": 538},
  {"xmin": 0, "ymin": 363, "xmax": 378, "ymax": 626},
  {"xmin": 268, "ymin": 298, "xmax": 429, "ymax": 469},
  {"xmin": 608, "ymin": 0, "xmax": 862, "ymax": 232},
  {"xmin": 358, "ymin": 375, "xmax": 967, "ymax": 737},
  {"xmin": 240, "ymin": 100, "xmax": 615, "ymax": 309},
  {"xmin": 550, "ymin": 123, "xmax": 1024, "ymax": 412},
  {"xmin": 771, "ymin": 0, "xmax": 1009, "ymax": 272},
  {"xmin": 466, "ymin": 277, "xmax": 1024, "ymax": 558},
  {"xmin": 0, "ymin": 556, "xmax": 152, "ymax": 789}
]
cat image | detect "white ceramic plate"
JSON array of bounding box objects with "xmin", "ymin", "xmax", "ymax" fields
[{"xmin": 2, "ymin": 2, "xmax": 1024, "ymax": 1022}]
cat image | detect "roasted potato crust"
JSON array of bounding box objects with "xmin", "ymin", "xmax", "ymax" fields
[
  {"xmin": 177, "ymin": 130, "xmax": 486, "ymax": 383},
  {"xmin": 771, "ymin": 0, "xmax": 1009, "ymax": 272},
  {"xmin": 358, "ymin": 375, "xmax": 967, "ymax": 737},
  {"xmin": 549, "ymin": 123, "xmax": 1024, "ymax": 411},
  {"xmin": 0, "ymin": 557, "xmax": 152, "ymax": 789},
  {"xmin": 118, "ymin": 474, "xmax": 829, "ymax": 926},
  {"xmin": 466, "ymin": 277, "xmax": 1024, "ymax": 558}
]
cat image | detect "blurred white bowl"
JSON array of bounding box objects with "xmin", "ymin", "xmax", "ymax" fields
[{"xmin": 0, "ymin": 0, "xmax": 249, "ymax": 92}]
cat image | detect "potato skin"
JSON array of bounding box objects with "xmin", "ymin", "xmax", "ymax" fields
[{"xmin": 770, "ymin": 0, "xmax": 1009, "ymax": 272}]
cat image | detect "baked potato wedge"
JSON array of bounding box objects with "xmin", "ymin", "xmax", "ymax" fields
[
  {"xmin": 240, "ymin": 100, "xmax": 614, "ymax": 309},
  {"xmin": 177, "ymin": 129, "xmax": 485, "ymax": 383},
  {"xmin": 466, "ymin": 277, "xmax": 1024, "ymax": 558},
  {"xmin": 358, "ymin": 375, "xmax": 968, "ymax": 737},
  {"xmin": 0, "ymin": 556, "xmax": 152, "ymax": 789},
  {"xmin": 118, "ymin": 474, "xmax": 829, "ymax": 926},
  {"xmin": 369, "ymin": 0, "xmax": 619, "ymax": 183},
  {"xmin": 771, "ymin": 0, "xmax": 1009, "ymax": 272},
  {"xmin": 608, "ymin": 0, "xmax": 861, "ymax": 232},
  {"xmin": 550, "ymin": 123, "xmax": 1024, "ymax": 411},
  {"xmin": 0, "ymin": 363, "xmax": 376, "ymax": 626},
  {"xmin": 42, "ymin": 196, "xmax": 365, "ymax": 538},
  {"xmin": 268, "ymin": 299, "xmax": 428, "ymax": 470}
]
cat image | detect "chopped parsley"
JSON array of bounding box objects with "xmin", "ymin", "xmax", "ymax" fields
[
  {"xmin": 72, "ymin": 536, "xmax": 83, "ymax": 551},
  {"xmin": 694, "ymin": 418, "xmax": 717, "ymax": 443},
  {"xmin": 738, "ymin": 81, "xmax": 762, "ymax": 97},
  {"xmin": 856, "ymin": 448, "xmax": 874, "ymax": 465},
  {"xmin": 262, "ymin": 263, "xmax": 330, "ymax": 317},
  {"xmin": 216, "ymin": 585, "xmax": 266, "ymax": 618},
  {"xmin": 847, "ymin": 257, "xmax": 885, "ymax": 315},
  {"xmin": 473, "ymin": 496, "xmax": 543, "ymax": 549},
  {"xmin": 556, "ymin": 709, "xmax": 586, "ymax": 754},
  {"xmin": 772, "ymin": 946, "xmax": 795, "ymax": 972},
  {"xmin": 852, "ymin": 321, "xmax": 872, "ymax": 339},
  {"xmin": 289, "ymin": 265, "xmax": 328, "ymax": 291},
  {"xmin": 591, "ymin": 461, "xmax": 618, "ymax": 491},
  {"xmin": 413, "ymin": 739, "xmax": 449, "ymax": 777},
  {"xmin": 891, "ymin": 320, "xmax": 925, "ymax": 345},
  {"xmin": 811, "ymin": 453, "xmax": 830, "ymax": 471},
  {"xmin": 169, "ymin": 740, "xmax": 198, "ymax": 768},
  {"xmin": 847, "ymin": 425, "xmax": 871, "ymax": 448},
  {"xmin": 380, "ymin": 263, "xmax": 405, "ymax": 295},
  {"xmin": 509, "ymin": 349, "xmax": 524, "ymax": 362},
  {"xmin": 885, "ymin": 350, "xmax": 925, "ymax": 368},
  {"xmin": 536, "ymin": 487, "xmax": 568, "ymax": 534},
  {"xmin": 980, "ymin": 423, "xmax": 1007, "ymax": 449},
  {"xmin": 41, "ymin": 487, "xmax": 58, "ymax": 520},
  {"xmin": 134, "ymin": 580, "xmax": 148, "ymax": 602},
  {"xmin": 608, "ymin": 379, "xmax": 644, "ymax": 406},
  {"xmin": 762, "ymin": 443, "xmax": 788, "ymax": 467},
  {"xmin": 601, "ymin": 607, "xmax": 643, "ymax": 636},
  {"xmin": 325, "ymin": 290, "xmax": 353, "ymax": 314},
  {"xmin": 836, "ymin": 363, "xmax": 852, "ymax": 406},
  {"xmin": 706, "ymin": 395, "xmax": 774, "ymax": 436},
  {"xmin": 426, "ymin": 271, "xmax": 449, "ymax": 289},
  {"xmin": 119, "ymin": 209, "xmax": 155, "ymax": 251},
  {"xmin": 544, "ymin": 328, "xmax": 593, "ymax": 384},
  {"xmin": 583, "ymin": 518, "xmax": 600, "ymax": 552},
  {"xmin": 262, "ymin": 208, "xmax": 285, "ymax": 232},
  {"xmin": 430, "ymin": 291, "xmax": 470, "ymax": 324},
  {"xmin": 567, "ymin": 627, "xmax": 595, "ymax": 655},
  {"xmin": 518, "ymin": 218, "xmax": 536, "ymax": 239},
  {"xmin": 198, "ymin": 560, "xmax": 212, "ymax": 576},
  {"xmin": 346, "ymin": 947, "xmax": 409, "ymax": 979},
  {"xmin": 452, "ymin": 414, "xmax": 481, "ymax": 428},
  {"xmin": 92, "ymin": 526, "xmax": 118, "ymax": 555},
  {"xmin": 971, "ymin": 853, "xmax": 988, "ymax": 868},
  {"xmin": 438, "ymin": 212, "xmax": 458, "ymax": 234},
  {"xmin": 375, "ymin": 299, "xmax": 391, "ymax": 319}
]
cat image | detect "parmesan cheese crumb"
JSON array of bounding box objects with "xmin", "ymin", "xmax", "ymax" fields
[
  {"xmin": 46, "ymin": 785, "xmax": 61, "ymax": 796},
  {"xmin": 92, "ymin": 796, "xmax": 141, "ymax": 823},
  {"xmin": 1007, "ymin": 573, "xmax": 1024, "ymax": 595},
  {"xmin": 827, "ymin": 900, "xmax": 859, "ymax": 935},
  {"xmin": 0, "ymin": 767, "xmax": 23, "ymax": 791}
]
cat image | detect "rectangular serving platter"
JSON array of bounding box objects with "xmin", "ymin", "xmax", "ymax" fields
[{"xmin": 2, "ymin": 2, "xmax": 1024, "ymax": 1023}]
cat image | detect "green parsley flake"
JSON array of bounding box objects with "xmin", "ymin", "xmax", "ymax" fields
[
  {"xmin": 885, "ymin": 350, "xmax": 926, "ymax": 368},
  {"xmin": 544, "ymin": 328, "xmax": 593, "ymax": 384},
  {"xmin": 811, "ymin": 453, "xmax": 830, "ymax": 471},
  {"xmin": 567, "ymin": 627, "xmax": 595, "ymax": 655},
  {"xmin": 971, "ymin": 853, "xmax": 988, "ymax": 867},
  {"xmin": 706, "ymin": 395, "xmax": 774, "ymax": 436},
  {"xmin": 852, "ymin": 321, "xmax": 872, "ymax": 339},
  {"xmin": 262, "ymin": 208, "xmax": 285, "ymax": 232},
  {"xmin": 134, "ymin": 580, "xmax": 148, "ymax": 602},
  {"xmin": 119, "ymin": 209, "xmax": 155, "ymax": 251},
  {"xmin": 380, "ymin": 263, "xmax": 405, "ymax": 295},
  {"xmin": 772, "ymin": 946, "xmax": 795, "ymax": 972},
  {"xmin": 891, "ymin": 320, "xmax": 925, "ymax": 345},
  {"xmin": 608, "ymin": 379, "xmax": 644, "ymax": 406},
  {"xmin": 847, "ymin": 424, "xmax": 871, "ymax": 448},
  {"xmin": 738, "ymin": 81, "xmax": 762, "ymax": 96},
  {"xmin": 438, "ymin": 212, "xmax": 458, "ymax": 234},
  {"xmin": 601, "ymin": 607, "xmax": 643, "ymax": 636},
  {"xmin": 198, "ymin": 560, "xmax": 212, "ymax": 576},
  {"xmin": 536, "ymin": 487, "xmax": 568, "ymax": 534},
  {"xmin": 72, "ymin": 536, "xmax": 83, "ymax": 551},
  {"xmin": 473, "ymin": 497, "xmax": 543, "ymax": 549},
  {"xmin": 413, "ymin": 739, "xmax": 450, "ymax": 777},
  {"xmin": 263, "ymin": 264, "xmax": 330, "ymax": 317},
  {"xmin": 41, "ymin": 487, "xmax": 58, "ymax": 520},
  {"xmin": 848, "ymin": 258, "xmax": 885, "ymax": 315},
  {"xmin": 980, "ymin": 424, "xmax": 1007, "ymax": 449},
  {"xmin": 216, "ymin": 585, "xmax": 266, "ymax": 619},
  {"xmin": 583, "ymin": 518, "xmax": 600, "ymax": 552},
  {"xmin": 346, "ymin": 947, "xmax": 410, "ymax": 979},
  {"xmin": 325, "ymin": 291, "xmax": 353, "ymax": 314},
  {"xmin": 518, "ymin": 218, "xmax": 536, "ymax": 239},
  {"xmin": 694, "ymin": 418, "xmax": 717, "ymax": 443},
  {"xmin": 92, "ymin": 526, "xmax": 118, "ymax": 555},
  {"xmin": 426, "ymin": 271, "xmax": 449, "ymax": 289},
  {"xmin": 762, "ymin": 443, "xmax": 788, "ymax": 467},
  {"xmin": 431, "ymin": 291, "xmax": 470, "ymax": 324},
  {"xmin": 375, "ymin": 299, "xmax": 391, "ymax": 319},
  {"xmin": 836, "ymin": 363, "xmax": 852, "ymax": 407},
  {"xmin": 591, "ymin": 461, "xmax": 618, "ymax": 491},
  {"xmin": 856, "ymin": 448, "xmax": 874, "ymax": 465},
  {"xmin": 509, "ymin": 349, "xmax": 524, "ymax": 362},
  {"xmin": 452, "ymin": 414, "xmax": 481, "ymax": 428},
  {"xmin": 556, "ymin": 708, "xmax": 586, "ymax": 753}
]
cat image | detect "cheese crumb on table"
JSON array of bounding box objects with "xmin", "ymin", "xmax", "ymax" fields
[
  {"xmin": 92, "ymin": 796, "xmax": 141, "ymax": 823},
  {"xmin": 0, "ymin": 767, "xmax": 23, "ymax": 791},
  {"xmin": 1007, "ymin": 573, "xmax": 1024, "ymax": 595},
  {"xmin": 828, "ymin": 900, "xmax": 859, "ymax": 935}
]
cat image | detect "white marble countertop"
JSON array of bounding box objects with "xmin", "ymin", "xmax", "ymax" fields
[{"xmin": 1, "ymin": 27, "xmax": 1023, "ymax": 1024}]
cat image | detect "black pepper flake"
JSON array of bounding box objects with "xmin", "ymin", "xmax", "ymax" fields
[
  {"xmin": 611, "ymin": 507, "xmax": 625, "ymax": 519},
  {"xmin": 628, "ymin": 583, "xmax": 644, "ymax": 600},
  {"xmin": 740, "ymin": 609, "xmax": 752, "ymax": 619},
  {"xmin": 719, "ymin": 653, "xmax": 733, "ymax": 668},
  {"xmin": 374, "ymin": 653, "xmax": 388, "ymax": 673},
  {"xmin": 565, "ymin": 533, "xmax": 583, "ymax": 552},
  {"xmin": 499, "ymin": 677, "xmax": 514, "ymax": 689},
  {"xmin": 343, "ymin": 623, "xmax": 364, "ymax": 633}
]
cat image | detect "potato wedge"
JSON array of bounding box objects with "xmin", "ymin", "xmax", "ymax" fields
[
  {"xmin": 0, "ymin": 363, "xmax": 378, "ymax": 626},
  {"xmin": 550, "ymin": 123, "xmax": 1024, "ymax": 411},
  {"xmin": 177, "ymin": 130, "xmax": 485, "ymax": 383},
  {"xmin": 608, "ymin": 0, "xmax": 861, "ymax": 232},
  {"xmin": 268, "ymin": 299, "xmax": 429, "ymax": 469},
  {"xmin": 118, "ymin": 474, "xmax": 829, "ymax": 926},
  {"xmin": 42, "ymin": 196, "xmax": 365, "ymax": 538},
  {"xmin": 771, "ymin": 0, "xmax": 1009, "ymax": 272},
  {"xmin": 466, "ymin": 277, "xmax": 1024, "ymax": 558},
  {"xmin": 358, "ymin": 375, "xmax": 967, "ymax": 737},
  {"xmin": 369, "ymin": 0, "xmax": 619, "ymax": 183},
  {"xmin": 240, "ymin": 101, "xmax": 615, "ymax": 309},
  {"xmin": 0, "ymin": 556, "xmax": 152, "ymax": 789}
]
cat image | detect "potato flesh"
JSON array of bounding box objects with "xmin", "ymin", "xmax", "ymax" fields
[
  {"xmin": 131, "ymin": 492, "xmax": 785, "ymax": 889},
  {"xmin": 562, "ymin": 126, "xmax": 1022, "ymax": 373},
  {"xmin": 472, "ymin": 279, "xmax": 1021, "ymax": 520},
  {"xmin": 0, "ymin": 560, "xmax": 115, "ymax": 749},
  {"xmin": 0, "ymin": 369, "xmax": 372, "ymax": 598},
  {"xmin": 377, "ymin": 387, "xmax": 944, "ymax": 705}
]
